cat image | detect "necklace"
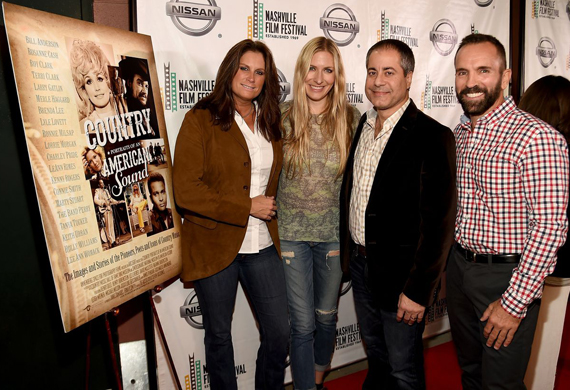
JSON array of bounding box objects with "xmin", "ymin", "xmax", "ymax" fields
[{"xmin": 237, "ymin": 103, "xmax": 254, "ymax": 119}]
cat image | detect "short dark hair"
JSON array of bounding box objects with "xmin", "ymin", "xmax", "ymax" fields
[
  {"xmin": 366, "ymin": 39, "xmax": 415, "ymax": 75},
  {"xmin": 455, "ymin": 33, "xmax": 507, "ymax": 71},
  {"xmin": 148, "ymin": 172, "xmax": 165, "ymax": 190},
  {"xmin": 119, "ymin": 56, "xmax": 150, "ymax": 82}
]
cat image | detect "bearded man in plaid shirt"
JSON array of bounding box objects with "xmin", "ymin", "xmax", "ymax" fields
[{"xmin": 447, "ymin": 33, "xmax": 569, "ymax": 390}]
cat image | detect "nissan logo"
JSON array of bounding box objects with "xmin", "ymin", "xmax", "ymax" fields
[
  {"xmin": 429, "ymin": 19, "xmax": 458, "ymax": 56},
  {"xmin": 166, "ymin": 0, "xmax": 222, "ymax": 36},
  {"xmin": 180, "ymin": 290, "xmax": 204, "ymax": 329},
  {"xmin": 536, "ymin": 37, "xmax": 557, "ymax": 68},
  {"xmin": 319, "ymin": 4, "xmax": 360, "ymax": 47}
]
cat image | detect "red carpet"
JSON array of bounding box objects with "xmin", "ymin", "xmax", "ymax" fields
[{"xmin": 325, "ymin": 300, "xmax": 570, "ymax": 389}]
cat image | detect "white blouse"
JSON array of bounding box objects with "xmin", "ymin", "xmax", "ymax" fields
[{"xmin": 235, "ymin": 108, "xmax": 274, "ymax": 253}]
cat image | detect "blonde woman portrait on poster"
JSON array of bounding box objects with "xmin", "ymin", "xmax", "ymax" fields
[
  {"xmin": 277, "ymin": 37, "xmax": 360, "ymax": 390},
  {"xmin": 173, "ymin": 39, "xmax": 288, "ymax": 390},
  {"xmin": 69, "ymin": 39, "xmax": 118, "ymax": 133},
  {"xmin": 81, "ymin": 145, "xmax": 106, "ymax": 180},
  {"xmin": 129, "ymin": 182, "xmax": 148, "ymax": 234}
]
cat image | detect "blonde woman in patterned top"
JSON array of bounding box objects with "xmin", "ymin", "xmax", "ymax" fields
[{"xmin": 277, "ymin": 37, "xmax": 360, "ymax": 390}]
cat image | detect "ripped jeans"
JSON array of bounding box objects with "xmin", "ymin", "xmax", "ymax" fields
[{"xmin": 281, "ymin": 240, "xmax": 343, "ymax": 390}]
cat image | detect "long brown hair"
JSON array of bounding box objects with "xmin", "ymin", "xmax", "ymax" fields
[
  {"xmin": 281, "ymin": 37, "xmax": 354, "ymax": 180},
  {"xmin": 194, "ymin": 39, "xmax": 281, "ymax": 142},
  {"xmin": 519, "ymin": 75, "xmax": 570, "ymax": 143}
]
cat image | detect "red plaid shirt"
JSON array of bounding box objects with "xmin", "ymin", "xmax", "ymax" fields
[{"xmin": 455, "ymin": 97, "xmax": 569, "ymax": 318}]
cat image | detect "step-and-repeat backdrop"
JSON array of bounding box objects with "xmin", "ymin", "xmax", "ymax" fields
[
  {"xmin": 136, "ymin": 1, "xmax": 509, "ymax": 388},
  {"xmin": 523, "ymin": 0, "xmax": 570, "ymax": 89}
]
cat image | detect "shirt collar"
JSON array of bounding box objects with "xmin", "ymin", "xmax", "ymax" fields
[
  {"xmin": 459, "ymin": 96, "xmax": 516, "ymax": 131},
  {"xmin": 365, "ymin": 98, "xmax": 411, "ymax": 137}
]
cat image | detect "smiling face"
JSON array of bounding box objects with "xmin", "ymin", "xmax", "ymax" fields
[
  {"xmin": 231, "ymin": 51, "xmax": 266, "ymax": 106},
  {"xmin": 150, "ymin": 181, "xmax": 167, "ymax": 212},
  {"xmin": 86, "ymin": 149, "xmax": 103, "ymax": 172},
  {"xmin": 455, "ymin": 42, "xmax": 511, "ymax": 124},
  {"xmin": 84, "ymin": 69, "xmax": 111, "ymax": 109},
  {"xmin": 365, "ymin": 48, "xmax": 412, "ymax": 120},
  {"xmin": 304, "ymin": 51, "xmax": 335, "ymax": 113}
]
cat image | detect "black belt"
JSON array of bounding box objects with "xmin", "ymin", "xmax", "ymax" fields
[
  {"xmin": 454, "ymin": 243, "xmax": 520, "ymax": 264},
  {"xmin": 356, "ymin": 244, "xmax": 367, "ymax": 258}
]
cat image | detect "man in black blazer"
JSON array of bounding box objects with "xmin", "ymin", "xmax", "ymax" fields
[{"xmin": 340, "ymin": 39, "xmax": 456, "ymax": 389}]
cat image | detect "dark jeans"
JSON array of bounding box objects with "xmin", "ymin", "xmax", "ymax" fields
[
  {"xmin": 350, "ymin": 250, "xmax": 426, "ymax": 390},
  {"xmin": 193, "ymin": 245, "xmax": 290, "ymax": 390},
  {"xmin": 446, "ymin": 244, "xmax": 540, "ymax": 390}
]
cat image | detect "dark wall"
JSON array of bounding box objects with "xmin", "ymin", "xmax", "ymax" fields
[{"xmin": 0, "ymin": 1, "xmax": 118, "ymax": 389}]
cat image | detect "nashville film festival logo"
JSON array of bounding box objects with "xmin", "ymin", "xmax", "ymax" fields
[
  {"xmin": 180, "ymin": 289, "xmax": 204, "ymax": 329},
  {"xmin": 249, "ymin": 1, "xmax": 307, "ymax": 40},
  {"xmin": 429, "ymin": 19, "xmax": 458, "ymax": 56},
  {"xmin": 188, "ymin": 354, "xmax": 248, "ymax": 390},
  {"xmin": 319, "ymin": 3, "xmax": 360, "ymax": 47},
  {"xmin": 335, "ymin": 322, "xmax": 361, "ymax": 350},
  {"xmin": 421, "ymin": 75, "xmax": 457, "ymax": 110},
  {"xmin": 536, "ymin": 36, "xmax": 557, "ymax": 68},
  {"xmin": 531, "ymin": 0, "xmax": 560, "ymax": 19},
  {"xmin": 346, "ymin": 82, "xmax": 363, "ymax": 104},
  {"xmin": 166, "ymin": 0, "xmax": 222, "ymax": 36},
  {"xmin": 188, "ymin": 354, "xmax": 204, "ymax": 390},
  {"xmin": 378, "ymin": 11, "xmax": 418, "ymax": 47},
  {"xmin": 163, "ymin": 62, "xmax": 215, "ymax": 111},
  {"xmin": 277, "ymin": 69, "xmax": 291, "ymax": 103}
]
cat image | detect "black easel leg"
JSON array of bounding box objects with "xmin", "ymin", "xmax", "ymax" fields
[
  {"xmin": 85, "ymin": 321, "xmax": 91, "ymax": 390},
  {"xmin": 105, "ymin": 312, "xmax": 123, "ymax": 390}
]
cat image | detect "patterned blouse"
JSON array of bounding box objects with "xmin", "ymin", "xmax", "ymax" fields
[{"xmin": 277, "ymin": 101, "xmax": 360, "ymax": 242}]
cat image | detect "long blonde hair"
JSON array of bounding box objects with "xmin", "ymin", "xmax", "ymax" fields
[{"xmin": 282, "ymin": 37, "xmax": 354, "ymax": 180}]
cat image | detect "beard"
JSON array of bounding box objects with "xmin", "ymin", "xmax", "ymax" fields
[
  {"xmin": 137, "ymin": 92, "xmax": 147, "ymax": 106},
  {"xmin": 457, "ymin": 79, "xmax": 503, "ymax": 117}
]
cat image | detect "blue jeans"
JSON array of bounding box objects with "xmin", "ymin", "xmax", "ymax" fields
[
  {"xmin": 193, "ymin": 245, "xmax": 289, "ymax": 390},
  {"xmin": 281, "ymin": 240, "xmax": 343, "ymax": 390},
  {"xmin": 350, "ymin": 250, "xmax": 426, "ymax": 390}
]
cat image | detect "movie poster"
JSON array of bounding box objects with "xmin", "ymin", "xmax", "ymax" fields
[{"xmin": 3, "ymin": 2, "xmax": 182, "ymax": 332}]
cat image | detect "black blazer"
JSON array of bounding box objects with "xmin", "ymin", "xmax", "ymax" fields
[{"xmin": 340, "ymin": 100, "xmax": 457, "ymax": 311}]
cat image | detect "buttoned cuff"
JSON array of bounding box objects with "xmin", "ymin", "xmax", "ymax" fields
[{"xmin": 500, "ymin": 292, "xmax": 527, "ymax": 319}]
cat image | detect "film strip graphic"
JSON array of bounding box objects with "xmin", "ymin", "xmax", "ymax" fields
[
  {"xmin": 531, "ymin": 0, "xmax": 539, "ymax": 18},
  {"xmin": 378, "ymin": 11, "xmax": 389, "ymax": 41},
  {"xmin": 248, "ymin": 16, "xmax": 253, "ymax": 39},
  {"xmin": 164, "ymin": 63, "xmax": 177, "ymax": 112},
  {"xmin": 186, "ymin": 354, "xmax": 203, "ymax": 390},
  {"xmin": 252, "ymin": 0, "xmax": 264, "ymax": 39},
  {"xmin": 422, "ymin": 75, "xmax": 432, "ymax": 110}
]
